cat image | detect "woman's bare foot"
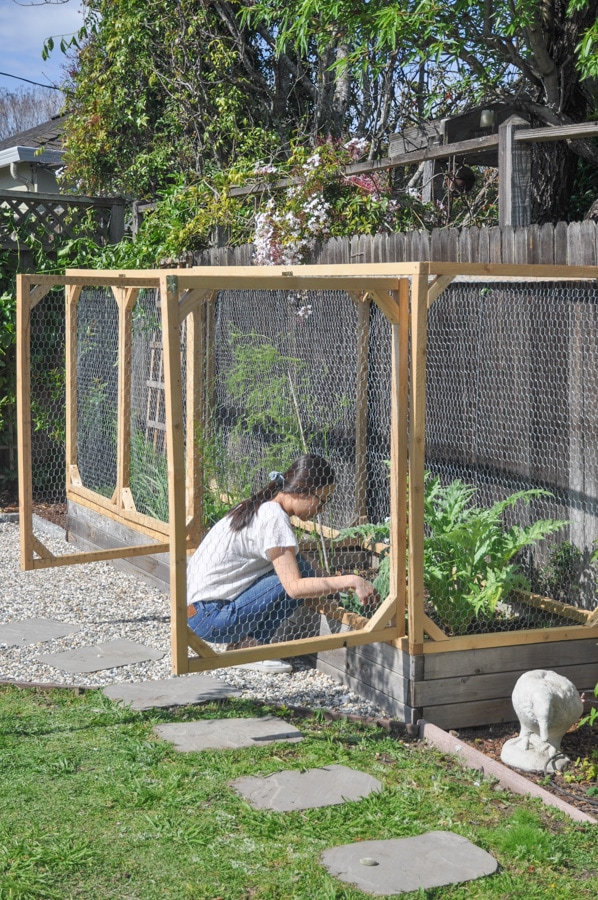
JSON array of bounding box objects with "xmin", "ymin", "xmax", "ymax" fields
[{"xmin": 226, "ymin": 637, "xmax": 262, "ymax": 650}]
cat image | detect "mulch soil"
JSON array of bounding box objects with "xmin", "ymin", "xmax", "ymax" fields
[
  {"xmin": 455, "ymin": 721, "xmax": 598, "ymax": 819},
  {"xmin": 0, "ymin": 492, "xmax": 66, "ymax": 530}
]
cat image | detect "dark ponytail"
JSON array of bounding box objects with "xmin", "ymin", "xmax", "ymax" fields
[{"xmin": 227, "ymin": 454, "xmax": 335, "ymax": 532}]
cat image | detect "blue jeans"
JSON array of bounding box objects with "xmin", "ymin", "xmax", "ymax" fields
[{"xmin": 187, "ymin": 555, "xmax": 315, "ymax": 645}]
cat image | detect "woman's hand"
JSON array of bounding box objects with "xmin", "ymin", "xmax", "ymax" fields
[{"xmin": 350, "ymin": 575, "xmax": 378, "ymax": 607}]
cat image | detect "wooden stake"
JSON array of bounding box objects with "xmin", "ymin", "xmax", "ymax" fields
[
  {"xmin": 408, "ymin": 272, "xmax": 429, "ymax": 653},
  {"xmin": 392, "ymin": 279, "xmax": 410, "ymax": 637},
  {"xmin": 17, "ymin": 275, "xmax": 34, "ymax": 570},
  {"xmin": 160, "ymin": 274, "xmax": 191, "ymax": 674},
  {"xmin": 114, "ymin": 287, "xmax": 138, "ymax": 509}
]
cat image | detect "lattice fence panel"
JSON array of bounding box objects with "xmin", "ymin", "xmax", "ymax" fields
[{"xmin": 0, "ymin": 194, "xmax": 119, "ymax": 250}]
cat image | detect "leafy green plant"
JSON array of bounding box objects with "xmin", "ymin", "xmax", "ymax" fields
[
  {"xmin": 423, "ymin": 477, "xmax": 567, "ymax": 634},
  {"xmin": 579, "ymin": 683, "xmax": 598, "ymax": 728},
  {"xmin": 223, "ymin": 329, "xmax": 319, "ymax": 489},
  {"xmin": 193, "ymin": 419, "xmax": 242, "ymax": 527},
  {"xmin": 532, "ymin": 540, "xmax": 583, "ymax": 603},
  {"xmin": 339, "ymin": 475, "xmax": 567, "ymax": 635},
  {"xmin": 129, "ymin": 431, "xmax": 170, "ymax": 522}
]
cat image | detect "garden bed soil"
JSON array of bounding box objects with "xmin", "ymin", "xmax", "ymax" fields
[
  {"xmin": 455, "ymin": 721, "xmax": 598, "ymax": 819},
  {"xmin": 0, "ymin": 493, "xmax": 67, "ymax": 530}
]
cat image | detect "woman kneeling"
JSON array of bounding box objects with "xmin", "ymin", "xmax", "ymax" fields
[{"xmin": 187, "ymin": 454, "xmax": 376, "ymax": 673}]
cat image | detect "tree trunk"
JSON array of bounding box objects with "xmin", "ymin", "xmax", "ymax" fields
[{"xmin": 530, "ymin": 141, "xmax": 579, "ymax": 224}]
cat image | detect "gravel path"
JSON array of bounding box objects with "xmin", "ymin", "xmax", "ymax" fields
[{"xmin": 0, "ymin": 518, "xmax": 390, "ymax": 719}]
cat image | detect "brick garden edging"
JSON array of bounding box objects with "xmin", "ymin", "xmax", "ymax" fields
[{"xmin": 419, "ymin": 719, "xmax": 596, "ymax": 824}]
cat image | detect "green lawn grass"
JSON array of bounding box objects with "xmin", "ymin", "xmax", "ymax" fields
[{"xmin": 0, "ymin": 684, "xmax": 596, "ymax": 899}]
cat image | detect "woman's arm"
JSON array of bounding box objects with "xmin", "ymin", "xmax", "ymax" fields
[{"xmin": 269, "ymin": 547, "xmax": 377, "ymax": 606}]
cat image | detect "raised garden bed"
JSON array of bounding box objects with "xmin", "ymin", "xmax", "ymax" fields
[{"xmin": 65, "ymin": 500, "xmax": 598, "ymax": 730}]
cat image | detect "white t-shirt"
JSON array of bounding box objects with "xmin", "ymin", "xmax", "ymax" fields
[{"xmin": 187, "ymin": 501, "xmax": 298, "ymax": 604}]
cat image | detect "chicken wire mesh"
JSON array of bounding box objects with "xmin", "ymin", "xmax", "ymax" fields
[
  {"xmin": 425, "ymin": 280, "xmax": 598, "ymax": 637},
  {"xmin": 66, "ymin": 287, "xmax": 183, "ymax": 525},
  {"xmin": 27, "ymin": 275, "xmax": 598, "ymax": 650},
  {"xmin": 129, "ymin": 288, "xmax": 175, "ymax": 523},
  {"xmin": 29, "ymin": 288, "xmax": 67, "ymax": 512},
  {"xmin": 190, "ymin": 288, "xmax": 392, "ymax": 645},
  {"xmin": 76, "ymin": 288, "xmax": 119, "ymax": 499}
]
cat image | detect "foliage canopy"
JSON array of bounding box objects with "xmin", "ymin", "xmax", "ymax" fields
[{"xmin": 56, "ymin": 0, "xmax": 598, "ymax": 223}]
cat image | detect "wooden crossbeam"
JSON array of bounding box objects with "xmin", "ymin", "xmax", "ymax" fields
[
  {"xmin": 186, "ymin": 627, "xmax": 219, "ymax": 659},
  {"xmin": 32, "ymin": 542, "xmax": 170, "ymax": 569},
  {"xmin": 422, "ymin": 614, "xmax": 449, "ymax": 641},
  {"xmin": 31, "ymin": 536, "xmax": 55, "ymax": 560}
]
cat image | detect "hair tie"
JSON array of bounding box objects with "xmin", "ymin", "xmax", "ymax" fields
[{"xmin": 269, "ymin": 471, "xmax": 284, "ymax": 488}]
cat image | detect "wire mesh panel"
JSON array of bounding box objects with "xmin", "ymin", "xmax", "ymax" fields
[
  {"xmin": 129, "ymin": 288, "xmax": 169, "ymax": 521},
  {"xmin": 424, "ymin": 280, "xmax": 598, "ymax": 637},
  {"xmin": 29, "ymin": 288, "xmax": 66, "ymax": 511},
  {"xmin": 211, "ymin": 290, "xmax": 363, "ymax": 522},
  {"xmin": 76, "ymin": 288, "xmax": 119, "ymax": 498},
  {"xmin": 187, "ymin": 288, "xmax": 394, "ymax": 647}
]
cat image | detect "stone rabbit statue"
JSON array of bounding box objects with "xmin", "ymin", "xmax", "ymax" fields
[{"xmin": 500, "ymin": 669, "xmax": 583, "ymax": 773}]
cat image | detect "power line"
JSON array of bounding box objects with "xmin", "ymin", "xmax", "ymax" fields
[{"xmin": 0, "ymin": 71, "xmax": 62, "ymax": 90}]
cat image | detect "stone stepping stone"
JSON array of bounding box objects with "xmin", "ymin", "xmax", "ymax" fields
[
  {"xmin": 231, "ymin": 764, "xmax": 381, "ymax": 811},
  {"xmin": 103, "ymin": 675, "xmax": 240, "ymax": 710},
  {"xmin": 154, "ymin": 716, "xmax": 303, "ymax": 752},
  {"xmin": 322, "ymin": 831, "xmax": 498, "ymax": 896},
  {"xmin": 37, "ymin": 639, "xmax": 164, "ymax": 673},
  {"xmin": 0, "ymin": 618, "xmax": 80, "ymax": 647}
]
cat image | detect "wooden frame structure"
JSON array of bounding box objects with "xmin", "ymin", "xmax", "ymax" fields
[{"xmin": 17, "ymin": 262, "xmax": 598, "ymax": 679}]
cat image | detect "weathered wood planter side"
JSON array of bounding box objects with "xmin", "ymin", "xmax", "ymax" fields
[
  {"xmin": 317, "ymin": 620, "xmax": 598, "ymax": 729},
  {"xmin": 67, "ymin": 500, "xmax": 170, "ymax": 592}
]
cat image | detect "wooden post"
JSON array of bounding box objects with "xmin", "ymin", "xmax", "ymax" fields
[
  {"xmin": 499, "ymin": 115, "xmax": 532, "ymax": 227},
  {"xmin": 408, "ymin": 270, "xmax": 429, "ymax": 652},
  {"xmin": 421, "ymin": 136, "xmax": 444, "ymax": 207},
  {"xmin": 108, "ymin": 199, "xmax": 126, "ymax": 243},
  {"xmin": 17, "ymin": 275, "xmax": 33, "ymax": 570},
  {"xmin": 355, "ymin": 295, "xmax": 371, "ymax": 519},
  {"xmin": 389, "ymin": 279, "xmax": 410, "ymax": 636},
  {"xmin": 160, "ymin": 273, "xmax": 190, "ymax": 674},
  {"xmin": 185, "ymin": 302, "xmax": 204, "ymax": 545}
]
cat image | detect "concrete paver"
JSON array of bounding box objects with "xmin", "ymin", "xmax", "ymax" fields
[
  {"xmin": 37, "ymin": 639, "xmax": 164, "ymax": 673},
  {"xmin": 231, "ymin": 764, "xmax": 381, "ymax": 811},
  {"xmin": 154, "ymin": 716, "xmax": 303, "ymax": 751},
  {"xmin": 0, "ymin": 618, "xmax": 80, "ymax": 647},
  {"xmin": 103, "ymin": 674, "xmax": 239, "ymax": 709},
  {"xmin": 321, "ymin": 831, "xmax": 498, "ymax": 895}
]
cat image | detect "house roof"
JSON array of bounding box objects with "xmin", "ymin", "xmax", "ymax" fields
[
  {"xmin": 0, "ymin": 114, "xmax": 66, "ymax": 152},
  {"xmin": 0, "ymin": 146, "xmax": 64, "ymax": 168}
]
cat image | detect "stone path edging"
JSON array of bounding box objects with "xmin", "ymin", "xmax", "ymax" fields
[{"xmin": 419, "ymin": 719, "xmax": 597, "ymax": 824}]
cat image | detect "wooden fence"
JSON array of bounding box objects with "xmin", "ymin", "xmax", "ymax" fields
[{"xmin": 194, "ymin": 220, "xmax": 598, "ymax": 268}]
